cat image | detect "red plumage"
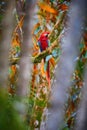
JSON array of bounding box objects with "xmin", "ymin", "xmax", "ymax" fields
[{"xmin": 38, "ymin": 32, "xmax": 49, "ymax": 51}]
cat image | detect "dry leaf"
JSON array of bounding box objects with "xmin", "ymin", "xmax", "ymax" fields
[{"xmin": 59, "ymin": 4, "xmax": 68, "ymax": 11}]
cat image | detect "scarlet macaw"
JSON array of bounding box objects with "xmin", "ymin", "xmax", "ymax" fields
[{"xmin": 38, "ymin": 31, "xmax": 50, "ymax": 87}]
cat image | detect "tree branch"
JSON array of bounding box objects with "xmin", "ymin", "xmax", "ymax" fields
[{"xmin": 32, "ymin": 39, "xmax": 59, "ymax": 63}]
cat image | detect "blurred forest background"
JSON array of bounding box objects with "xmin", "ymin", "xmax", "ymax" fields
[{"xmin": 0, "ymin": 0, "xmax": 87, "ymax": 130}]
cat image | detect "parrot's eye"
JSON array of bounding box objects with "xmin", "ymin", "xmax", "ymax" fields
[{"xmin": 44, "ymin": 34, "xmax": 48, "ymax": 37}]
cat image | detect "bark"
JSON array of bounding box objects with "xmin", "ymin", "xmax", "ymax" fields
[
  {"xmin": 0, "ymin": 1, "xmax": 15, "ymax": 89},
  {"xmin": 75, "ymin": 70, "xmax": 87, "ymax": 130},
  {"xmin": 45, "ymin": 0, "xmax": 86, "ymax": 130},
  {"xmin": 16, "ymin": 0, "xmax": 37, "ymax": 97}
]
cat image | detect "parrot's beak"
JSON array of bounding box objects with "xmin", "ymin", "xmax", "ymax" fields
[{"xmin": 45, "ymin": 32, "xmax": 49, "ymax": 37}]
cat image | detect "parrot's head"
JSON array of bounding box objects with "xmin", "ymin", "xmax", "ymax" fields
[{"xmin": 40, "ymin": 32, "xmax": 49, "ymax": 39}]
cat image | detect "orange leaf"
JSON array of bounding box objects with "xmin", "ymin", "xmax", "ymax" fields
[{"xmin": 38, "ymin": 2, "xmax": 58, "ymax": 15}]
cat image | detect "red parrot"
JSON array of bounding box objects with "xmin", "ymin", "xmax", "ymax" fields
[{"xmin": 38, "ymin": 32, "xmax": 50, "ymax": 88}]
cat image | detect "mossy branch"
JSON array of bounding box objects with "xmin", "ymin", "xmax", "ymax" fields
[{"xmin": 32, "ymin": 39, "xmax": 59, "ymax": 63}]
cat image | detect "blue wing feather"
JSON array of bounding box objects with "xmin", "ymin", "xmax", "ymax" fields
[{"xmin": 38, "ymin": 41, "xmax": 43, "ymax": 52}]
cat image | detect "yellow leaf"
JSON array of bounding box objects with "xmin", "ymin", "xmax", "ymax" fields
[{"xmin": 38, "ymin": 2, "xmax": 58, "ymax": 15}]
